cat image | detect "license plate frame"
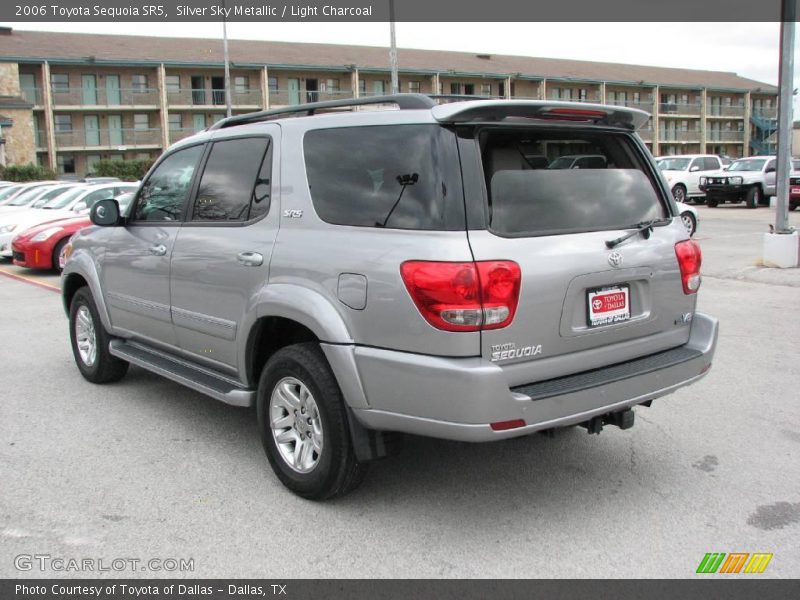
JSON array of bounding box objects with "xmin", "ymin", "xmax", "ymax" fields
[{"xmin": 587, "ymin": 284, "xmax": 631, "ymax": 328}]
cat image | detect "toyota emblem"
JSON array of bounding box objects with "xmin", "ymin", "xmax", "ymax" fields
[{"xmin": 608, "ymin": 251, "xmax": 623, "ymax": 268}]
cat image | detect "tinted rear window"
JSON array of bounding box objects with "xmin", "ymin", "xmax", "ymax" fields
[
  {"xmin": 303, "ymin": 125, "xmax": 464, "ymax": 230},
  {"xmin": 480, "ymin": 128, "xmax": 666, "ymax": 237}
]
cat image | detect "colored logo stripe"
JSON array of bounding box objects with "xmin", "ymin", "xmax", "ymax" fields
[
  {"xmin": 744, "ymin": 553, "xmax": 773, "ymax": 574},
  {"xmin": 719, "ymin": 553, "xmax": 749, "ymax": 574},
  {"xmin": 697, "ymin": 553, "xmax": 726, "ymax": 574}
]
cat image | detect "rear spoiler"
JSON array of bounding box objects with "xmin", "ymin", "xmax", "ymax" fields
[{"xmin": 431, "ymin": 100, "xmax": 650, "ymax": 131}]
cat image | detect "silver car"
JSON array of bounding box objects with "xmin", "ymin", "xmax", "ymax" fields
[{"xmin": 62, "ymin": 95, "xmax": 718, "ymax": 499}]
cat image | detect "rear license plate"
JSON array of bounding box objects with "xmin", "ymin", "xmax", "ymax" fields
[
  {"xmin": 588, "ymin": 285, "xmax": 630, "ymax": 327},
  {"xmin": 791, "ymin": 187, "xmax": 800, "ymax": 195}
]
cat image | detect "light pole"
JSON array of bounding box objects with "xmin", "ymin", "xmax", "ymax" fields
[
  {"xmin": 222, "ymin": 0, "xmax": 232, "ymax": 118},
  {"xmin": 389, "ymin": 0, "xmax": 399, "ymax": 94},
  {"xmin": 774, "ymin": 0, "xmax": 795, "ymax": 234}
]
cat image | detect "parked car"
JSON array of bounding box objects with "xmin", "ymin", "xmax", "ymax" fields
[
  {"xmin": 0, "ymin": 181, "xmax": 60, "ymax": 208},
  {"xmin": 656, "ymin": 154, "xmax": 724, "ymax": 204},
  {"xmin": 0, "ymin": 182, "xmax": 137, "ymax": 258},
  {"xmin": 548, "ymin": 154, "xmax": 607, "ymax": 169},
  {"xmin": 0, "ymin": 183, "xmax": 83, "ymax": 214},
  {"xmin": 12, "ymin": 192, "xmax": 136, "ymax": 272},
  {"xmin": 61, "ymin": 96, "xmax": 716, "ymax": 499},
  {"xmin": 698, "ymin": 156, "xmax": 778, "ymax": 208},
  {"xmin": 675, "ymin": 201, "xmax": 698, "ymax": 236}
]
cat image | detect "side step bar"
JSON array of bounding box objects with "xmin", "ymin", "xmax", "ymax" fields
[{"xmin": 109, "ymin": 340, "xmax": 255, "ymax": 407}]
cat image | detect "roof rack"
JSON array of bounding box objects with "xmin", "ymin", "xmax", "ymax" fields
[{"xmin": 208, "ymin": 93, "xmax": 437, "ymax": 130}]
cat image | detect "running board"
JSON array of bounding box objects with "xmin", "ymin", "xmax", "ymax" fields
[{"xmin": 109, "ymin": 340, "xmax": 255, "ymax": 407}]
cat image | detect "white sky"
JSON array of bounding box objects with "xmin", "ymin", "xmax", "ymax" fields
[{"xmin": 9, "ymin": 22, "xmax": 799, "ymax": 97}]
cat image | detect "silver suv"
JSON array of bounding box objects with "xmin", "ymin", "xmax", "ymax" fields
[{"xmin": 61, "ymin": 95, "xmax": 718, "ymax": 499}]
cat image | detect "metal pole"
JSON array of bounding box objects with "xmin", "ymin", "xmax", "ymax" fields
[
  {"xmin": 775, "ymin": 0, "xmax": 795, "ymax": 234},
  {"xmin": 222, "ymin": 0, "xmax": 233, "ymax": 118},
  {"xmin": 389, "ymin": 0, "xmax": 399, "ymax": 94}
]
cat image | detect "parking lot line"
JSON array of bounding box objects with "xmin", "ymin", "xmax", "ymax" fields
[{"xmin": 0, "ymin": 267, "xmax": 60, "ymax": 293}]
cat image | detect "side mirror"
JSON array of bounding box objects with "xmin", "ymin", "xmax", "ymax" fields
[
  {"xmin": 90, "ymin": 199, "xmax": 120, "ymax": 226},
  {"xmin": 72, "ymin": 201, "xmax": 87, "ymax": 213},
  {"xmin": 690, "ymin": 165, "xmax": 700, "ymax": 172}
]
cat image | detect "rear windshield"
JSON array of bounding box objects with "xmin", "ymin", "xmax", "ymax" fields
[
  {"xmin": 479, "ymin": 128, "xmax": 666, "ymax": 237},
  {"xmin": 303, "ymin": 124, "xmax": 464, "ymax": 230}
]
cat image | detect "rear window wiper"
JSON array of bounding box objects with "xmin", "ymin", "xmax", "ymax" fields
[{"xmin": 605, "ymin": 218, "xmax": 670, "ymax": 249}]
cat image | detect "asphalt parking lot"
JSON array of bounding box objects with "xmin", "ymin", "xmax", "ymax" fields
[{"xmin": 1, "ymin": 205, "xmax": 799, "ymax": 579}]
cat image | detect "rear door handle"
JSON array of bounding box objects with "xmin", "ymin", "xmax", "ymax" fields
[
  {"xmin": 148, "ymin": 244, "xmax": 167, "ymax": 256},
  {"xmin": 237, "ymin": 251, "xmax": 264, "ymax": 267}
]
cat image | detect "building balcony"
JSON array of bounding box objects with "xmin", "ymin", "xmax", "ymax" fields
[
  {"xmin": 548, "ymin": 95, "xmax": 602, "ymax": 103},
  {"xmin": 268, "ymin": 89, "xmax": 354, "ymax": 107},
  {"xmin": 167, "ymin": 88, "xmax": 262, "ymax": 108},
  {"xmin": 607, "ymin": 100, "xmax": 653, "ymax": 111},
  {"xmin": 50, "ymin": 87, "xmax": 160, "ymax": 109},
  {"xmin": 659, "ymin": 130, "xmax": 700, "ymax": 142},
  {"xmin": 22, "ymin": 87, "xmax": 43, "ymax": 107},
  {"xmin": 637, "ymin": 127, "xmax": 653, "ymax": 141},
  {"xmin": 659, "ymin": 103, "xmax": 701, "ymax": 116},
  {"xmin": 752, "ymin": 107, "xmax": 778, "ymax": 119},
  {"xmin": 708, "ymin": 131, "xmax": 745, "ymax": 142},
  {"xmin": 54, "ymin": 127, "xmax": 162, "ymax": 150},
  {"xmin": 168, "ymin": 127, "xmax": 203, "ymax": 143},
  {"xmin": 706, "ymin": 105, "xmax": 745, "ymax": 118}
]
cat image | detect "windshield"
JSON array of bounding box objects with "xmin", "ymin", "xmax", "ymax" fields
[
  {"xmin": 6, "ymin": 186, "xmax": 50, "ymax": 206},
  {"xmin": 42, "ymin": 187, "xmax": 87, "ymax": 209},
  {"xmin": 728, "ymin": 159, "xmax": 766, "ymax": 172},
  {"xmin": 548, "ymin": 157, "xmax": 575, "ymax": 169},
  {"xmin": 0, "ymin": 185, "xmax": 22, "ymax": 201},
  {"xmin": 658, "ymin": 158, "xmax": 691, "ymax": 171}
]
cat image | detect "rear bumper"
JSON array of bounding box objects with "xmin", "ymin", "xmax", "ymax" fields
[{"xmin": 349, "ymin": 313, "xmax": 718, "ymax": 442}]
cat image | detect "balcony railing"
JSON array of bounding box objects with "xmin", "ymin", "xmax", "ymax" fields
[
  {"xmin": 707, "ymin": 130, "xmax": 745, "ymax": 142},
  {"xmin": 168, "ymin": 128, "xmax": 204, "ymax": 143},
  {"xmin": 269, "ymin": 89, "xmax": 354, "ymax": 106},
  {"xmin": 548, "ymin": 95, "xmax": 602, "ymax": 103},
  {"xmin": 659, "ymin": 103, "xmax": 702, "ymax": 116},
  {"xmin": 607, "ymin": 100, "xmax": 653, "ymax": 111},
  {"xmin": 707, "ymin": 105, "xmax": 745, "ymax": 118},
  {"xmin": 167, "ymin": 88, "xmax": 262, "ymax": 106},
  {"xmin": 51, "ymin": 87, "xmax": 159, "ymax": 107},
  {"xmin": 752, "ymin": 107, "xmax": 778, "ymax": 119},
  {"xmin": 637, "ymin": 128, "xmax": 653, "ymax": 141},
  {"xmin": 54, "ymin": 127, "xmax": 162, "ymax": 149},
  {"xmin": 659, "ymin": 130, "xmax": 700, "ymax": 142},
  {"xmin": 21, "ymin": 88, "xmax": 43, "ymax": 106}
]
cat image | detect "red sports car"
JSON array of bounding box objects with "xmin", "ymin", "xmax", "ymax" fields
[
  {"xmin": 11, "ymin": 214, "xmax": 90, "ymax": 271},
  {"xmin": 12, "ymin": 191, "xmax": 135, "ymax": 271}
]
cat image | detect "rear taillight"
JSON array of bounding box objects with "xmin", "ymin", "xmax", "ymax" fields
[
  {"xmin": 400, "ymin": 260, "xmax": 521, "ymax": 332},
  {"xmin": 675, "ymin": 240, "xmax": 702, "ymax": 294}
]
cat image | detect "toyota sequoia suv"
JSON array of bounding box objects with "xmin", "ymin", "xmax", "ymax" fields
[{"xmin": 61, "ymin": 95, "xmax": 718, "ymax": 499}]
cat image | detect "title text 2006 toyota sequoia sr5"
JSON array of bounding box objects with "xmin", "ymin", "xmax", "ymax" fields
[{"xmin": 62, "ymin": 95, "xmax": 718, "ymax": 499}]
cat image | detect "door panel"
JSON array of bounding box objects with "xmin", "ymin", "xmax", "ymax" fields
[
  {"xmin": 102, "ymin": 144, "xmax": 205, "ymax": 347},
  {"xmin": 84, "ymin": 115, "xmax": 100, "ymax": 146},
  {"xmin": 170, "ymin": 128, "xmax": 279, "ymax": 371},
  {"xmin": 288, "ymin": 78, "xmax": 300, "ymax": 105},
  {"xmin": 108, "ymin": 115, "xmax": 123, "ymax": 146},
  {"xmin": 81, "ymin": 75, "xmax": 97, "ymax": 105},
  {"xmin": 105, "ymin": 75, "xmax": 121, "ymax": 105}
]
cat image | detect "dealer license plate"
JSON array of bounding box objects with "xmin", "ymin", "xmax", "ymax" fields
[
  {"xmin": 791, "ymin": 187, "xmax": 800, "ymax": 195},
  {"xmin": 588, "ymin": 285, "xmax": 631, "ymax": 328}
]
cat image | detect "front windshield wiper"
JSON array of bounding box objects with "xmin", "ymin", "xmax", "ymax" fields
[{"xmin": 605, "ymin": 218, "xmax": 671, "ymax": 249}]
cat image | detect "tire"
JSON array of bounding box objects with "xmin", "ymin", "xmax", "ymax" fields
[
  {"xmin": 790, "ymin": 203, "xmax": 798, "ymax": 212},
  {"xmin": 69, "ymin": 287, "xmax": 129, "ymax": 383},
  {"xmin": 681, "ymin": 211, "xmax": 697, "ymax": 237},
  {"xmin": 706, "ymin": 197, "xmax": 719, "ymax": 208},
  {"xmin": 672, "ymin": 184, "xmax": 687, "ymax": 203},
  {"xmin": 746, "ymin": 186, "xmax": 762, "ymax": 209},
  {"xmin": 52, "ymin": 237, "xmax": 69, "ymax": 273},
  {"xmin": 256, "ymin": 343, "xmax": 367, "ymax": 500}
]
